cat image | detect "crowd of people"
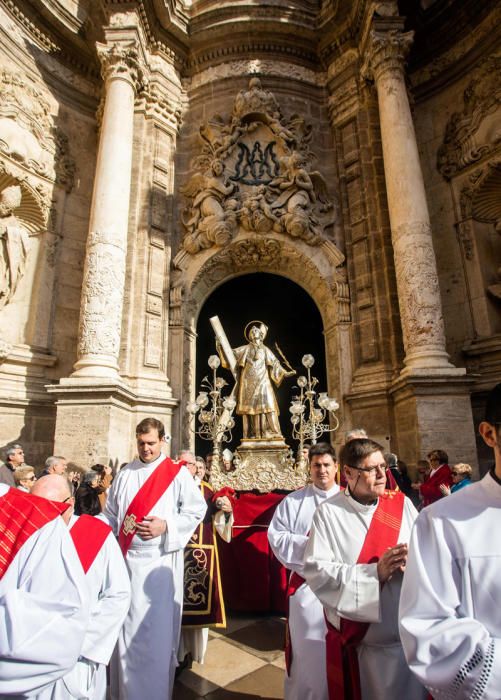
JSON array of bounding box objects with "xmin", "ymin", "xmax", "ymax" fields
[{"xmin": 0, "ymin": 383, "xmax": 500, "ymax": 700}]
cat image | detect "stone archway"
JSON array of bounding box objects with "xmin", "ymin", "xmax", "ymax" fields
[{"xmin": 168, "ymin": 233, "xmax": 352, "ymax": 451}]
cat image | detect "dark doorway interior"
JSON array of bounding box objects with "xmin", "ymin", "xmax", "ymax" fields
[{"xmin": 195, "ymin": 272, "xmax": 327, "ymax": 458}]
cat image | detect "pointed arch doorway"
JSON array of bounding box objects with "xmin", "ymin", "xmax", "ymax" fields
[{"xmin": 195, "ymin": 272, "xmax": 327, "ymax": 459}]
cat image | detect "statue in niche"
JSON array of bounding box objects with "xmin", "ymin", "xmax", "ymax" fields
[
  {"xmin": 217, "ymin": 321, "xmax": 295, "ymax": 441},
  {"xmin": 180, "ymin": 78, "xmax": 337, "ymax": 254},
  {"xmin": 0, "ymin": 185, "xmax": 30, "ymax": 309},
  {"xmin": 181, "ymin": 159, "xmax": 238, "ymax": 254}
]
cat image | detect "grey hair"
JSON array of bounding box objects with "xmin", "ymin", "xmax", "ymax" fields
[
  {"xmin": 6, "ymin": 444, "xmax": 23, "ymax": 459},
  {"xmin": 45, "ymin": 455, "xmax": 66, "ymax": 469},
  {"xmin": 345, "ymin": 428, "xmax": 368, "ymax": 441}
]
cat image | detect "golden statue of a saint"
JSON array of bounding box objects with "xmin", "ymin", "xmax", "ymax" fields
[{"xmin": 218, "ymin": 321, "xmax": 295, "ymax": 441}]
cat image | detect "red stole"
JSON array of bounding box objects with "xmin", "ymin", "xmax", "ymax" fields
[
  {"xmin": 70, "ymin": 514, "xmax": 112, "ymax": 573},
  {"xmin": 118, "ymin": 456, "xmax": 181, "ymax": 555},
  {"xmin": 0, "ymin": 488, "xmax": 68, "ymax": 580},
  {"xmin": 325, "ymin": 490, "xmax": 405, "ymax": 700}
]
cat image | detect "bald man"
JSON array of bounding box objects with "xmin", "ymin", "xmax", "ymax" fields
[
  {"xmin": 0, "ymin": 482, "xmax": 88, "ymax": 698},
  {"xmin": 32, "ymin": 476, "xmax": 130, "ymax": 700}
]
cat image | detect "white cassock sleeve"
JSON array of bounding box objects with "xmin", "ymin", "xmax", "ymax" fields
[
  {"xmin": 163, "ymin": 467, "xmax": 207, "ymax": 553},
  {"xmin": 0, "ymin": 516, "xmax": 89, "ymax": 696},
  {"xmin": 214, "ymin": 510, "xmax": 233, "ymax": 543},
  {"xmin": 399, "ymin": 509, "xmax": 501, "ymax": 700},
  {"xmin": 81, "ymin": 531, "xmax": 131, "ymax": 665},
  {"xmin": 268, "ymin": 496, "xmax": 308, "ymax": 575},
  {"xmin": 303, "ymin": 504, "xmax": 381, "ymax": 623}
]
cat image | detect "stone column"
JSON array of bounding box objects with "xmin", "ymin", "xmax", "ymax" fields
[
  {"xmin": 363, "ymin": 29, "xmax": 452, "ymax": 374},
  {"xmin": 72, "ymin": 42, "xmax": 144, "ymax": 378}
]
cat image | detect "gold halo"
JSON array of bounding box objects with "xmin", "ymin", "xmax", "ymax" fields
[{"xmin": 244, "ymin": 320, "xmax": 268, "ymax": 342}]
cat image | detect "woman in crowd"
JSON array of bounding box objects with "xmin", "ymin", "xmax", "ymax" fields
[{"xmin": 440, "ymin": 462, "xmax": 473, "ymax": 496}]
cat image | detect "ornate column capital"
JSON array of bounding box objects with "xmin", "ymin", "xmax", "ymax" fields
[
  {"xmin": 96, "ymin": 41, "xmax": 147, "ymax": 94},
  {"xmin": 361, "ymin": 29, "xmax": 414, "ymax": 83}
]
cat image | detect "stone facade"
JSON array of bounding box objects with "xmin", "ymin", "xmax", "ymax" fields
[{"xmin": 0, "ymin": 0, "xmax": 499, "ymax": 475}]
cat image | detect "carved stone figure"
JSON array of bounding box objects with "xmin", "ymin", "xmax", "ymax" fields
[
  {"xmin": 0, "ymin": 185, "xmax": 30, "ymax": 308},
  {"xmin": 181, "ymin": 159, "xmax": 238, "ymax": 254},
  {"xmin": 218, "ymin": 321, "xmax": 295, "ymax": 441}
]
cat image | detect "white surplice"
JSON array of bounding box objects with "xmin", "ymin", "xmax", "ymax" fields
[
  {"xmin": 303, "ymin": 489, "xmax": 426, "ymax": 700},
  {"xmin": 104, "ymin": 455, "xmax": 207, "ymax": 700},
  {"xmin": 399, "ymin": 471, "xmax": 501, "ymax": 700},
  {"xmin": 268, "ymin": 483, "xmax": 339, "ymax": 700},
  {"xmin": 45, "ymin": 514, "xmax": 131, "ymax": 700},
  {"xmin": 0, "ymin": 484, "xmax": 89, "ymax": 699}
]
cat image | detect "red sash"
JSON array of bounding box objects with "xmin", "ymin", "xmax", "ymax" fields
[
  {"xmin": 325, "ymin": 490, "xmax": 405, "ymax": 700},
  {"xmin": 0, "ymin": 488, "xmax": 68, "ymax": 580},
  {"xmin": 118, "ymin": 456, "xmax": 181, "ymax": 555},
  {"xmin": 285, "ymin": 571, "xmax": 306, "ymax": 675},
  {"xmin": 70, "ymin": 514, "xmax": 112, "ymax": 573}
]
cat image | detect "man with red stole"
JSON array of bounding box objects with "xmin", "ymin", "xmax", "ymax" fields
[
  {"xmin": 177, "ymin": 450, "xmax": 233, "ymax": 667},
  {"xmin": 104, "ymin": 418, "xmax": 207, "ymax": 700},
  {"xmin": 303, "ymin": 438, "xmax": 426, "ymax": 700},
  {"xmin": 0, "ymin": 483, "xmax": 89, "ymax": 697},
  {"xmin": 32, "ymin": 474, "xmax": 131, "ymax": 700},
  {"xmin": 268, "ymin": 442, "xmax": 339, "ymax": 700}
]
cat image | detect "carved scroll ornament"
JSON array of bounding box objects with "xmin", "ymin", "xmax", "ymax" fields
[{"xmin": 180, "ymin": 78, "xmax": 337, "ymax": 254}]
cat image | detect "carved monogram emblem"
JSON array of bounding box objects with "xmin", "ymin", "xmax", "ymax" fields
[
  {"xmin": 122, "ymin": 513, "xmax": 137, "ymax": 536},
  {"xmin": 231, "ymin": 141, "xmax": 279, "ymax": 185}
]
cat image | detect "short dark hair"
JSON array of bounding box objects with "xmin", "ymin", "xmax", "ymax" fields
[
  {"xmin": 485, "ymin": 383, "xmax": 501, "ymax": 425},
  {"xmin": 308, "ymin": 442, "xmax": 336, "ymax": 461},
  {"xmin": 427, "ymin": 449, "xmax": 448, "ymax": 465},
  {"xmin": 136, "ymin": 417, "xmax": 165, "ymax": 439},
  {"xmin": 339, "ymin": 438, "xmax": 384, "ymax": 469}
]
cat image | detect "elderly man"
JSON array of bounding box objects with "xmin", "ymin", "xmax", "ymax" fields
[
  {"xmin": 399, "ymin": 383, "xmax": 501, "ymax": 699},
  {"xmin": 0, "ymin": 443, "xmax": 24, "ymax": 486},
  {"xmin": 104, "ymin": 418, "xmax": 206, "ymax": 700},
  {"xmin": 268, "ymin": 442, "xmax": 339, "ymax": 700},
  {"xmin": 303, "ymin": 438, "xmax": 425, "ymax": 700},
  {"xmin": 0, "ymin": 483, "xmax": 89, "ymax": 697},
  {"xmin": 42, "ymin": 455, "xmax": 67, "ymax": 476},
  {"xmin": 32, "ymin": 475, "xmax": 130, "ymax": 700},
  {"xmin": 13, "ymin": 465, "xmax": 36, "ymax": 492}
]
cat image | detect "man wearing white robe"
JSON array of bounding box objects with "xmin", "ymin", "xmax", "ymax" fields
[
  {"xmin": 0, "ymin": 483, "xmax": 89, "ymax": 698},
  {"xmin": 303, "ymin": 438, "xmax": 426, "ymax": 700},
  {"xmin": 399, "ymin": 382, "xmax": 501, "ymax": 699},
  {"xmin": 32, "ymin": 475, "xmax": 131, "ymax": 700},
  {"xmin": 104, "ymin": 418, "xmax": 207, "ymax": 700},
  {"xmin": 268, "ymin": 442, "xmax": 339, "ymax": 700}
]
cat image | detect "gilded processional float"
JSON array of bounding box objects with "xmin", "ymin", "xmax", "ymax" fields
[{"xmin": 189, "ymin": 317, "xmax": 340, "ymax": 612}]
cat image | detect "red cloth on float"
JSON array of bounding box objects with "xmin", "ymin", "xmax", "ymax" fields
[{"xmin": 217, "ymin": 491, "xmax": 289, "ymax": 613}]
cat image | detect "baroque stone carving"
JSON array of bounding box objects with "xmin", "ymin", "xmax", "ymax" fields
[
  {"xmin": 437, "ymin": 52, "xmax": 501, "ymax": 180},
  {"xmin": 96, "ymin": 41, "xmax": 146, "ymax": 94},
  {"xmin": 77, "ymin": 244, "xmax": 126, "ymax": 358},
  {"xmin": 228, "ymin": 238, "xmax": 281, "ymax": 268},
  {"xmin": 394, "ymin": 223, "xmax": 447, "ymax": 350},
  {"xmin": 180, "ymin": 78, "xmax": 337, "ymax": 254},
  {"xmin": 361, "ymin": 29, "xmax": 414, "ymax": 83},
  {"xmin": 0, "ymin": 70, "xmax": 75, "ymax": 191},
  {"xmin": 187, "ymin": 60, "xmax": 326, "ymax": 91},
  {"xmin": 0, "ymin": 178, "xmax": 46, "ymax": 309}
]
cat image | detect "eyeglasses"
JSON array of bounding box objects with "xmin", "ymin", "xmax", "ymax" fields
[
  {"xmin": 27, "ymin": 475, "xmax": 36, "ymax": 481},
  {"xmin": 62, "ymin": 496, "xmax": 73, "ymax": 503},
  {"xmin": 347, "ymin": 463, "xmax": 387, "ymax": 475}
]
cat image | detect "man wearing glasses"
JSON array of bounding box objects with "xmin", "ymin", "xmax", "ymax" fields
[
  {"xmin": 400, "ymin": 383, "xmax": 501, "ymax": 699},
  {"xmin": 303, "ymin": 438, "xmax": 425, "ymax": 700}
]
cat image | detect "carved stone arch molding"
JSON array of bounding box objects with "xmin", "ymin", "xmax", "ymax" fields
[{"xmin": 168, "ymin": 235, "xmax": 351, "ymax": 448}]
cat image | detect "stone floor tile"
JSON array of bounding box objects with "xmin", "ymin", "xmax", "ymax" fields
[
  {"xmin": 188, "ymin": 637, "xmax": 266, "ymax": 687},
  {"xmin": 175, "ymin": 668, "xmax": 219, "ymax": 697},
  {"xmin": 172, "ymin": 680, "xmax": 204, "ymax": 700},
  {"xmin": 221, "ymin": 664, "xmax": 284, "ymax": 699},
  {"xmin": 224, "ymin": 618, "xmax": 286, "ymax": 661}
]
